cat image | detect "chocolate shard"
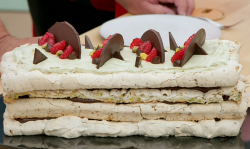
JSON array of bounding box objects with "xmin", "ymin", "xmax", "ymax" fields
[
  {"xmin": 180, "ymin": 28, "xmax": 207, "ymax": 67},
  {"xmin": 45, "ymin": 43, "xmax": 53, "ymax": 52},
  {"xmin": 68, "ymin": 51, "xmax": 78, "ymax": 60},
  {"xmin": 85, "ymin": 35, "xmax": 94, "ymax": 49},
  {"xmin": 135, "ymin": 56, "xmax": 142, "ymax": 68},
  {"xmin": 136, "ymin": 49, "xmax": 142, "ymax": 56},
  {"xmin": 169, "ymin": 32, "xmax": 178, "ymax": 51},
  {"xmin": 33, "ymin": 48, "xmax": 47, "ymax": 64},
  {"xmin": 96, "ymin": 45, "xmax": 102, "ymax": 51},
  {"xmin": 173, "ymin": 60, "xmax": 181, "ymax": 67},
  {"xmin": 141, "ymin": 29, "xmax": 165, "ymax": 63},
  {"xmin": 113, "ymin": 51, "xmax": 124, "ymax": 60},
  {"xmin": 92, "ymin": 57, "xmax": 100, "ymax": 65},
  {"xmin": 38, "ymin": 38, "xmax": 41, "ymax": 45},
  {"xmin": 151, "ymin": 56, "xmax": 161, "ymax": 64},
  {"xmin": 48, "ymin": 21, "xmax": 81, "ymax": 59},
  {"xmin": 95, "ymin": 33, "xmax": 124, "ymax": 69}
]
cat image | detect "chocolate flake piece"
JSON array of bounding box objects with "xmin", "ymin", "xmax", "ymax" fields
[
  {"xmin": 169, "ymin": 32, "xmax": 178, "ymax": 51},
  {"xmin": 180, "ymin": 29, "xmax": 207, "ymax": 67},
  {"xmin": 38, "ymin": 38, "xmax": 41, "ymax": 45},
  {"xmin": 68, "ymin": 51, "xmax": 78, "ymax": 60},
  {"xmin": 141, "ymin": 29, "xmax": 165, "ymax": 63},
  {"xmin": 45, "ymin": 43, "xmax": 53, "ymax": 52},
  {"xmin": 94, "ymin": 33, "xmax": 124, "ymax": 69},
  {"xmin": 151, "ymin": 56, "xmax": 161, "ymax": 64},
  {"xmin": 85, "ymin": 35, "xmax": 94, "ymax": 49},
  {"xmin": 135, "ymin": 56, "xmax": 142, "ymax": 68},
  {"xmin": 33, "ymin": 48, "xmax": 47, "ymax": 64},
  {"xmin": 48, "ymin": 21, "xmax": 81, "ymax": 59},
  {"xmin": 136, "ymin": 49, "xmax": 142, "ymax": 56}
]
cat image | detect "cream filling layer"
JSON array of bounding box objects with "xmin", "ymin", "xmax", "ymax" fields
[
  {"xmin": 4, "ymin": 113, "xmax": 244, "ymax": 139},
  {"xmin": 5, "ymin": 94, "xmax": 248, "ymax": 122},
  {"xmin": 4, "ymin": 79, "xmax": 246, "ymax": 104}
]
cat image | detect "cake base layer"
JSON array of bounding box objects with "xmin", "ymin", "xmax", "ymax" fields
[
  {"xmin": 4, "ymin": 114, "xmax": 244, "ymax": 139},
  {"xmin": 5, "ymin": 96, "xmax": 248, "ymax": 122}
]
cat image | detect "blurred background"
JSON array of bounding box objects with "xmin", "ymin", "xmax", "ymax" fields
[{"xmin": 0, "ymin": 0, "xmax": 32, "ymax": 38}]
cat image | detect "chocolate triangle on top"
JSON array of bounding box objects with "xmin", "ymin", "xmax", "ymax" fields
[
  {"xmin": 169, "ymin": 32, "xmax": 178, "ymax": 51},
  {"xmin": 33, "ymin": 48, "xmax": 47, "ymax": 64},
  {"xmin": 171, "ymin": 28, "xmax": 208, "ymax": 67},
  {"xmin": 85, "ymin": 35, "xmax": 94, "ymax": 49}
]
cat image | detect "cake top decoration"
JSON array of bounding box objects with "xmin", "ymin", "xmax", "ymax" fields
[
  {"xmin": 33, "ymin": 48, "xmax": 47, "ymax": 64},
  {"xmin": 141, "ymin": 29, "xmax": 165, "ymax": 63},
  {"xmin": 85, "ymin": 35, "xmax": 94, "ymax": 50},
  {"xmin": 170, "ymin": 28, "xmax": 208, "ymax": 67},
  {"xmin": 92, "ymin": 33, "xmax": 124, "ymax": 69},
  {"xmin": 48, "ymin": 21, "xmax": 81, "ymax": 59}
]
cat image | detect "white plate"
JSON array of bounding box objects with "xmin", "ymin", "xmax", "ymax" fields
[{"xmin": 100, "ymin": 14, "xmax": 221, "ymax": 47}]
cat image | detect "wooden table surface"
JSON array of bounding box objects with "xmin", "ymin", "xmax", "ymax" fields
[{"xmin": 79, "ymin": 0, "xmax": 250, "ymax": 97}]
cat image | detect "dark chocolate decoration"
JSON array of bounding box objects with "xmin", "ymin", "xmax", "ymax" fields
[
  {"xmin": 136, "ymin": 49, "xmax": 142, "ymax": 56},
  {"xmin": 33, "ymin": 48, "xmax": 47, "ymax": 64},
  {"xmin": 170, "ymin": 28, "xmax": 208, "ymax": 67},
  {"xmin": 38, "ymin": 38, "xmax": 41, "ymax": 45},
  {"xmin": 85, "ymin": 35, "xmax": 94, "ymax": 49},
  {"xmin": 45, "ymin": 43, "xmax": 52, "ymax": 52},
  {"xmin": 151, "ymin": 56, "xmax": 161, "ymax": 64},
  {"xmin": 93, "ymin": 33, "xmax": 124, "ymax": 69},
  {"xmin": 135, "ymin": 56, "xmax": 142, "ymax": 68},
  {"xmin": 96, "ymin": 45, "xmax": 102, "ymax": 51},
  {"xmin": 141, "ymin": 29, "xmax": 165, "ymax": 63},
  {"xmin": 169, "ymin": 32, "xmax": 178, "ymax": 51},
  {"xmin": 48, "ymin": 21, "xmax": 81, "ymax": 59},
  {"xmin": 180, "ymin": 29, "xmax": 207, "ymax": 67},
  {"xmin": 68, "ymin": 51, "xmax": 78, "ymax": 60}
]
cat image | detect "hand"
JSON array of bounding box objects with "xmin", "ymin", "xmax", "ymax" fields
[
  {"xmin": 0, "ymin": 35, "xmax": 39, "ymax": 61},
  {"xmin": 116, "ymin": 0, "xmax": 195, "ymax": 16}
]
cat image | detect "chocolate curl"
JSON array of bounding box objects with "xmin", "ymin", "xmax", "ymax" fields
[
  {"xmin": 48, "ymin": 21, "xmax": 81, "ymax": 59},
  {"xmin": 85, "ymin": 35, "xmax": 94, "ymax": 49},
  {"xmin": 93, "ymin": 33, "xmax": 124, "ymax": 69},
  {"xmin": 141, "ymin": 29, "xmax": 165, "ymax": 63},
  {"xmin": 33, "ymin": 48, "xmax": 47, "ymax": 64}
]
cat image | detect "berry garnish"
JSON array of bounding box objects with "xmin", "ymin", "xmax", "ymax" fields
[
  {"xmin": 184, "ymin": 34, "xmax": 195, "ymax": 47},
  {"xmin": 39, "ymin": 32, "xmax": 55, "ymax": 46},
  {"xmin": 171, "ymin": 48, "xmax": 186, "ymax": 63},
  {"xmin": 91, "ymin": 48, "xmax": 103, "ymax": 59},
  {"xmin": 60, "ymin": 45, "xmax": 73, "ymax": 59},
  {"xmin": 50, "ymin": 40, "xmax": 66, "ymax": 54},
  {"xmin": 102, "ymin": 35, "xmax": 112, "ymax": 47},
  {"xmin": 130, "ymin": 38, "xmax": 143, "ymax": 49},
  {"xmin": 139, "ymin": 41, "xmax": 152, "ymax": 54},
  {"xmin": 146, "ymin": 47, "xmax": 157, "ymax": 62}
]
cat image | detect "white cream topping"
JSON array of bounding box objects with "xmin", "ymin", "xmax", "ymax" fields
[{"xmin": 12, "ymin": 39, "xmax": 240, "ymax": 74}]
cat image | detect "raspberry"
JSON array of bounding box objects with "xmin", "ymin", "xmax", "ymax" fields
[
  {"xmin": 92, "ymin": 48, "xmax": 103, "ymax": 59},
  {"xmin": 146, "ymin": 47, "xmax": 157, "ymax": 62},
  {"xmin": 130, "ymin": 38, "xmax": 143, "ymax": 49},
  {"xmin": 39, "ymin": 32, "xmax": 55, "ymax": 46},
  {"xmin": 171, "ymin": 49, "xmax": 186, "ymax": 63},
  {"xmin": 102, "ymin": 35, "xmax": 112, "ymax": 47},
  {"xmin": 184, "ymin": 34, "xmax": 195, "ymax": 47},
  {"xmin": 50, "ymin": 40, "xmax": 66, "ymax": 54},
  {"xmin": 60, "ymin": 45, "xmax": 73, "ymax": 59},
  {"xmin": 139, "ymin": 41, "xmax": 152, "ymax": 54}
]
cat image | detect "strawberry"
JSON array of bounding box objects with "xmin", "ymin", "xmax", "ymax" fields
[
  {"xmin": 91, "ymin": 48, "xmax": 103, "ymax": 59},
  {"xmin": 60, "ymin": 45, "xmax": 73, "ymax": 59},
  {"xmin": 139, "ymin": 41, "xmax": 152, "ymax": 54},
  {"xmin": 130, "ymin": 38, "xmax": 143, "ymax": 49},
  {"xmin": 184, "ymin": 34, "xmax": 195, "ymax": 47},
  {"xmin": 50, "ymin": 40, "xmax": 66, "ymax": 54},
  {"xmin": 39, "ymin": 32, "xmax": 55, "ymax": 46},
  {"xmin": 146, "ymin": 47, "xmax": 157, "ymax": 62},
  {"xmin": 171, "ymin": 49, "xmax": 186, "ymax": 63},
  {"xmin": 102, "ymin": 35, "xmax": 112, "ymax": 47}
]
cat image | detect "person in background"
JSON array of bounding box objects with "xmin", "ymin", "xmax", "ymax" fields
[{"xmin": 0, "ymin": 0, "xmax": 194, "ymax": 60}]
